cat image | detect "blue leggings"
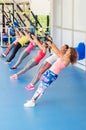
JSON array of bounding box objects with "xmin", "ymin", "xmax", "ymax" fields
[{"xmin": 32, "ymin": 70, "xmax": 58, "ymax": 101}]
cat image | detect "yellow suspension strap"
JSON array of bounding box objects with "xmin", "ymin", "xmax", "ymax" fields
[
  {"xmin": 14, "ymin": 9, "xmax": 27, "ymax": 27},
  {"xmin": 1, "ymin": 0, "xmax": 23, "ymax": 28},
  {"xmin": 28, "ymin": 8, "xmax": 44, "ymax": 29},
  {"xmin": 27, "ymin": 7, "xmax": 46, "ymax": 37},
  {"xmin": 1, "ymin": 0, "xmax": 15, "ymax": 26},
  {"xmin": 12, "ymin": 0, "xmax": 48, "ymax": 38},
  {"xmin": 0, "ymin": 8, "xmax": 13, "ymax": 27}
]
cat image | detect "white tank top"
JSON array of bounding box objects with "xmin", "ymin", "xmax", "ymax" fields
[{"xmin": 45, "ymin": 53, "xmax": 57, "ymax": 64}]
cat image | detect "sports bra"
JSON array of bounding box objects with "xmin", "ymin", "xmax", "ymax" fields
[
  {"xmin": 25, "ymin": 42, "xmax": 35, "ymax": 53},
  {"xmin": 34, "ymin": 49, "xmax": 46, "ymax": 63},
  {"xmin": 18, "ymin": 36, "xmax": 29, "ymax": 46}
]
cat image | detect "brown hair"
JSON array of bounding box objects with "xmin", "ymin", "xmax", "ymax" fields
[
  {"xmin": 65, "ymin": 44, "xmax": 69, "ymax": 49},
  {"xmin": 70, "ymin": 47, "xmax": 78, "ymax": 64}
]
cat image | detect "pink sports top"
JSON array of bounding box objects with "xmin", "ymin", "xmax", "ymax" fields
[
  {"xmin": 34, "ymin": 49, "xmax": 46, "ymax": 63},
  {"xmin": 50, "ymin": 58, "xmax": 66, "ymax": 75},
  {"xmin": 25, "ymin": 42, "xmax": 35, "ymax": 53}
]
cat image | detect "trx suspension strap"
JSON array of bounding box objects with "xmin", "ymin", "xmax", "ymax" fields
[
  {"xmin": 12, "ymin": 0, "xmax": 45, "ymax": 37},
  {"xmin": 1, "ymin": 1, "xmax": 27, "ymax": 36},
  {"xmin": 28, "ymin": 7, "xmax": 46, "ymax": 34},
  {"xmin": 28, "ymin": 7, "xmax": 42, "ymax": 28},
  {"xmin": 0, "ymin": 8, "xmax": 14, "ymax": 27},
  {"xmin": 1, "ymin": 0, "xmax": 26, "ymax": 28},
  {"xmin": 14, "ymin": 10, "xmax": 26, "ymax": 27}
]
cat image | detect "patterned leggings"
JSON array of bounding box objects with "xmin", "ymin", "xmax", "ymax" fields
[{"xmin": 32, "ymin": 70, "xmax": 58, "ymax": 101}]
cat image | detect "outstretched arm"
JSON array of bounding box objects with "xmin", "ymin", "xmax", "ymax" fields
[
  {"xmin": 31, "ymin": 35, "xmax": 44, "ymax": 50},
  {"xmin": 47, "ymin": 41, "xmax": 63, "ymax": 58}
]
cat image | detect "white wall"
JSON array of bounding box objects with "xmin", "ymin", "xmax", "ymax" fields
[
  {"xmin": 30, "ymin": 0, "xmax": 50, "ymax": 15},
  {"xmin": 51, "ymin": 0, "xmax": 86, "ymax": 70}
]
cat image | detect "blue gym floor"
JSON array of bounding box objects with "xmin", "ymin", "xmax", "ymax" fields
[{"xmin": 0, "ymin": 47, "xmax": 86, "ymax": 130}]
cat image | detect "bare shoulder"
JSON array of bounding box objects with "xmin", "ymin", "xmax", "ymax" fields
[{"xmin": 63, "ymin": 56, "xmax": 70, "ymax": 66}]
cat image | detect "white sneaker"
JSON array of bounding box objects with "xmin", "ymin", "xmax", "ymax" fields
[
  {"xmin": 24, "ymin": 100, "xmax": 35, "ymax": 107},
  {"xmin": 1, "ymin": 53, "xmax": 6, "ymax": 58}
]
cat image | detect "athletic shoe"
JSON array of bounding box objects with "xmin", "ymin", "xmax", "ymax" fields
[
  {"xmin": 5, "ymin": 59, "xmax": 11, "ymax": 64},
  {"xmin": 24, "ymin": 100, "xmax": 35, "ymax": 107},
  {"xmin": 10, "ymin": 74, "xmax": 18, "ymax": 79},
  {"xmin": 5, "ymin": 60, "xmax": 11, "ymax": 64},
  {"xmin": 5, "ymin": 43, "xmax": 10, "ymax": 47},
  {"xmin": 0, "ymin": 53, "xmax": 6, "ymax": 58},
  {"xmin": 25, "ymin": 83, "xmax": 35, "ymax": 91},
  {"xmin": 10, "ymin": 66, "xmax": 16, "ymax": 69}
]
